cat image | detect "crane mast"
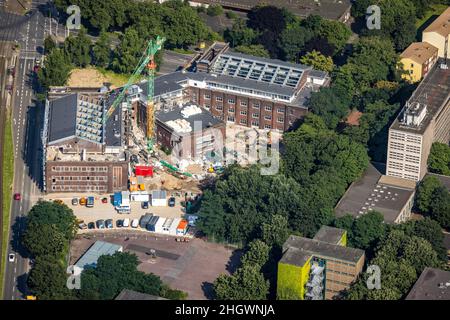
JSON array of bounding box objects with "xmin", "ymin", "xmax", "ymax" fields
[{"xmin": 104, "ymin": 36, "xmax": 165, "ymax": 152}]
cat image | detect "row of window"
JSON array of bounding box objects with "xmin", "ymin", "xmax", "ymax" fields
[
  {"xmin": 51, "ymin": 176, "xmax": 108, "ymax": 182},
  {"xmin": 203, "ymin": 94, "xmax": 285, "ymax": 113},
  {"xmin": 51, "ymin": 166, "xmax": 108, "ymax": 172},
  {"xmin": 51, "ymin": 185, "xmax": 107, "ymax": 191}
]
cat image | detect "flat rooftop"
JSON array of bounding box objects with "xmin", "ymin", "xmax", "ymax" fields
[
  {"xmin": 281, "ymin": 233, "xmax": 364, "ymax": 267},
  {"xmin": 390, "ymin": 60, "xmax": 450, "ymax": 135},
  {"xmin": 115, "ymin": 289, "xmax": 167, "ymax": 300},
  {"xmin": 156, "ymin": 102, "xmax": 223, "ymax": 135},
  {"xmin": 190, "ymin": 0, "xmax": 352, "ymax": 20},
  {"xmin": 313, "ymin": 226, "xmax": 345, "ymax": 245},
  {"xmin": 406, "ymin": 267, "xmax": 450, "ymax": 300},
  {"xmin": 75, "ymin": 240, "xmax": 122, "ymax": 271},
  {"xmin": 335, "ymin": 163, "xmax": 415, "ymax": 224}
]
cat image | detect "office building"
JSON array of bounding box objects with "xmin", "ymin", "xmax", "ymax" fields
[
  {"xmin": 386, "ymin": 60, "xmax": 450, "ymax": 182},
  {"xmin": 277, "ymin": 226, "xmax": 365, "ymax": 300}
]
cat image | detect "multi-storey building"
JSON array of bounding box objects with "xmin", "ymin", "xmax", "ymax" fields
[
  {"xmin": 131, "ymin": 46, "xmax": 329, "ymax": 133},
  {"xmin": 277, "ymin": 226, "xmax": 365, "ymax": 300},
  {"xmin": 400, "ymin": 42, "xmax": 439, "ymax": 83},
  {"xmin": 386, "ymin": 60, "xmax": 450, "ymax": 182},
  {"xmin": 422, "ymin": 7, "xmax": 450, "ymax": 59},
  {"xmin": 42, "ymin": 89, "xmax": 129, "ymax": 193}
]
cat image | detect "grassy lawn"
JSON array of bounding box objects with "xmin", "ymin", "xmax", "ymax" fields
[
  {"xmin": 415, "ymin": 4, "xmax": 448, "ymax": 29},
  {"xmin": 0, "ymin": 112, "xmax": 14, "ymax": 298},
  {"xmin": 96, "ymin": 68, "xmax": 133, "ymax": 88}
]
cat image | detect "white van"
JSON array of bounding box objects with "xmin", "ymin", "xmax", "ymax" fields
[
  {"xmin": 131, "ymin": 219, "xmax": 139, "ymax": 228},
  {"xmin": 123, "ymin": 218, "xmax": 130, "ymax": 228}
]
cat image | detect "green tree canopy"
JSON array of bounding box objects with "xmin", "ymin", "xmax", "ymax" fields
[
  {"xmin": 26, "ymin": 201, "xmax": 78, "ymax": 240},
  {"xmin": 23, "ymin": 224, "xmax": 66, "ymax": 258},
  {"xmin": 234, "ymin": 45, "xmax": 270, "ymax": 58},
  {"xmin": 92, "ymin": 31, "xmax": 112, "ymax": 68},
  {"xmin": 64, "ymin": 27, "xmax": 92, "ymax": 67},
  {"xmin": 428, "ymin": 142, "xmax": 450, "ymax": 176},
  {"xmin": 300, "ymin": 50, "xmax": 334, "ymax": 72},
  {"xmin": 37, "ymin": 48, "xmax": 72, "ymax": 88}
]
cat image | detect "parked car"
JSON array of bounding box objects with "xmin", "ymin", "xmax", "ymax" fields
[
  {"xmin": 141, "ymin": 201, "xmax": 149, "ymax": 209},
  {"xmin": 131, "ymin": 219, "xmax": 139, "ymax": 228},
  {"xmin": 168, "ymin": 197, "xmax": 176, "ymax": 207},
  {"xmin": 13, "ymin": 193, "xmax": 21, "ymax": 201},
  {"xmin": 8, "ymin": 253, "xmax": 15, "ymax": 262},
  {"xmin": 88, "ymin": 222, "xmax": 95, "ymax": 229},
  {"xmin": 105, "ymin": 219, "xmax": 113, "ymax": 229},
  {"xmin": 123, "ymin": 218, "xmax": 130, "ymax": 228},
  {"xmin": 102, "ymin": 197, "xmax": 108, "ymax": 204},
  {"xmin": 79, "ymin": 197, "xmax": 86, "ymax": 206},
  {"xmin": 96, "ymin": 220, "xmax": 105, "ymax": 229},
  {"xmin": 71, "ymin": 198, "xmax": 79, "ymax": 206},
  {"xmin": 78, "ymin": 222, "xmax": 87, "ymax": 230},
  {"xmin": 116, "ymin": 220, "xmax": 123, "ymax": 228},
  {"xmin": 86, "ymin": 196, "xmax": 95, "ymax": 208},
  {"xmin": 54, "ymin": 199, "xmax": 64, "ymax": 205}
]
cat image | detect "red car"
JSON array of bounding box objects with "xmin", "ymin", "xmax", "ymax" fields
[
  {"xmin": 102, "ymin": 197, "xmax": 108, "ymax": 204},
  {"xmin": 14, "ymin": 193, "xmax": 21, "ymax": 200}
]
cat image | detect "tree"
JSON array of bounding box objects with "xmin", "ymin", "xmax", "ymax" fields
[
  {"xmin": 92, "ymin": 31, "xmax": 111, "ymax": 68},
  {"xmin": 112, "ymin": 27, "xmax": 144, "ymax": 74},
  {"xmin": 234, "ymin": 45, "xmax": 270, "ymax": 58},
  {"xmin": 224, "ymin": 19, "xmax": 258, "ymax": 47},
  {"xmin": 351, "ymin": 211, "xmax": 386, "ymax": 251},
  {"xmin": 64, "ymin": 27, "xmax": 92, "ymax": 67},
  {"xmin": 260, "ymin": 214, "xmax": 290, "ymax": 249},
  {"xmin": 396, "ymin": 218, "xmax": 448, "ymax": 262},
  {"xmin": 279, "ymin": 24, "xmax": 310, "ymax": 61},
  {"xmin": 78, "ymin": 252, "xmax": 183, "ymax": 300},
  {"xmin": 23, "ymin": 224, "xmax": 66, "ymax": 258},
  {"xmin": 213, "ymin": 265, "xmax": 269, "ymax": 300},
  {"xmin": 363, "ymin": 0, "xmax": 417, "ymax": 51},
  {"xmin": 307, "ymin": 87, "xmax": 349, "ymax": 128},
  {"xmin": 416, "ymin": 176, "xmax": 444, "ymax": 212},
  {"xmin": 428, "ymin": 142, "xmax": 450, "ymax": 176},
  {"xmin": 44, "ymin": 35, "xmax": 57, "ymax": 54},
  {"xmin": 429, "ymin": 186, "xmax": 450, "ymax": 230},
  {"xmin": 241, "ymin": 240, "xmax": 270, "ymax": 268},
  {"xmin": 300, "ymin": 50, "xmax": 334, "ymax": 72},
  {"xmin": 27, "ymin": 256, "xmax": 72, "ymax": 300},
  {"xmin": 207, "ymin": 4, "xmax": 223, "ymax": 16},
  {"xmin": 37, "ymin": 49, "xmax": 72, "ymax": 88},
  {"xmin": 26, "ymin": 201, "xmax": 78, "ymax": 240},
  {"xmin": 317, "ymin": 19, "xmax": 351, "ymax": 53}
]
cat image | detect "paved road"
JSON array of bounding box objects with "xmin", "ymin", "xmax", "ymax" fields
[{"xmin": 1, "ymin": 0, "xmax": 50, "ymax": 300}]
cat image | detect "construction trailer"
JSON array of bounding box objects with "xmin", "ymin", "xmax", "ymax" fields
[
  {"xmin": 154, "ymin": 217, "xmax": 166, "ymax": 234},
  {"xmin": 130, "ymin": 191, "xmax": 150, "ymax": 202},
  {"xmin": 169, "ymin": 218, "xmax": 182, "ymax": 236},
  {"xmin": 176, "ymin": 219, "xmax": 189, "ymax": 236},
  {"xmin": 162, "ymin": 218, "xmax": 174, "ymax": 233},
  {"xmin": 151, "ymin": 190, "xmax": 167, "ymax": 206}
]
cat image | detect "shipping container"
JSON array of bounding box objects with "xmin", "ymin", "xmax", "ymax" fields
[
  {"xmin": 154, "ymin": 217, "xmax": 166, "ymax": 234},
  {"xmin": 139, "ymin": 213, "xmax": 153, "ymax": 228},
  {"xmin": 121, "ymin": 191, "xmax": 130, "ymax": 207},
  {"xmin": 135, "ymin": 166, "xmax": 153, "ymax": 177},
  {"xmin": 146, "ymin": 216, "xmax": 160, "ymax": 232},
  {"xmin": 176, "ymin": 219, "xmax": 189, "ymax": 236},
  {"xmin": 151, "ymin": 190, "xmax": 167, "ymax": 207},
  {"xmin": 169, "ymin": 218, "xmax": 181, "ymax": 235}
]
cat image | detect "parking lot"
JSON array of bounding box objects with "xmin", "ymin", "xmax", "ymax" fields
[
  {"xmin": 70, "ymin": 231, "xmax": 242, "ymax": 299},
  {"xmin": 43, "ymin": 193, "xmax": 189, "ymax": 228}
]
